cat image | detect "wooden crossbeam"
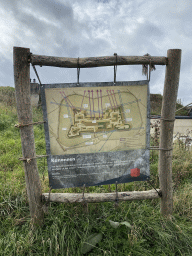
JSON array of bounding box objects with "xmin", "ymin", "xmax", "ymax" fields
[
  {"xmin": 31, "ymin": 54, "xmax": 167, "ymax": 68},
  {"xmin": 42, "ymin": 189, "xmax": 161, "ymax": 203}
]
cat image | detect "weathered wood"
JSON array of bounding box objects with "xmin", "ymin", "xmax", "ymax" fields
[
  {"xmin": 31, "ymin": 54, "xmax": 167, "ymax": 68},
  {"xmin": 42, "ymin": 189, "xmax": 161, "ymax": 203},
  {"xmin": 159, "ymin": 49, "xmax": 182, "ymax": 216},
  {"xmin": 13, "ymin": 47, "xmax": 44, "ymax": 226}
]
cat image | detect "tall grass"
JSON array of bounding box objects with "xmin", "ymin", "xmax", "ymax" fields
[{"xmin": 0, "ymin": 88, "xmax": 192, "ymax": 255}]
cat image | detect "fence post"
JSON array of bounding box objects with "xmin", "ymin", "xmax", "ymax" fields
[
  {"xmin": 159, "ymin": 49, "xmax": 182, "ymax": 216},
  {"xmin": 13, "ymin": 47, "xmax": 44, "ymax": 226}
]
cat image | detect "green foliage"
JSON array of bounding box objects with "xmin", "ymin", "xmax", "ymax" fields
[
  {"xmin": 81, "ymin": 233, "xmax": 103, "ymax": 254},
  {"xmin": 0, "ymin": 113, "xmax": 17, "ymax": 132},
  {"xmin": 174, "ymin": 182, "xmax": 192, "ymax": 219},
  {"xmin": 172, "ymin": 146, "xmax": 192, "ymax": 190},
  {"xmin": 0, "ymin": 86, "xmax": 16, "ymax": 107},
  {"xmin": 150, "ymin": 93, "xmax": 188, "ymax": 116},
  {"xmin": 175, "ymin": 102, "xmax": 189, "ymax": 116},
  {"xmin": 0, "ymin": 101, "xmax": 192, "ymax": 255}
]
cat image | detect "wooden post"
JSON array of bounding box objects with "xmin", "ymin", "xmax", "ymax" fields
[
  {"xmin": 159, "ymin": 49, "xmax": 182, "ymax": 216},
  {"xmin": 13, "ymin": 47, "xmax": 44, "ymax": 226}
]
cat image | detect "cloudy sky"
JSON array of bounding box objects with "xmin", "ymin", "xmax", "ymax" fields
[{"xmin": 1, "ymin": 0, "xmax": 192, "ymax": 105}]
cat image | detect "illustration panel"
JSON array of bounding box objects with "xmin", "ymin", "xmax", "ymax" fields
[{"xmin": 41, "ymin": 81, "xmax": 150, "ymax": 189}]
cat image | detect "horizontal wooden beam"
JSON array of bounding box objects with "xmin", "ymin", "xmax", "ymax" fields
[
  {"xmin": 42, "ymin": 189, "xmax": 161, "ymax": 203},
  {"xmin": 31, "ymin": 54, "xmax": 167, "ymax": 68}
]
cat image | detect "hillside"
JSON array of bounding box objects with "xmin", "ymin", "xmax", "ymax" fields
[{"xmin": 150, "ymin": 93, "xmax": 188, "ymax": 116}]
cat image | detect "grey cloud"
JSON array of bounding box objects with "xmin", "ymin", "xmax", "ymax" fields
[
  {"xmin": 181, "ymin": 51, "xmax": 192, "ymax": 72},
  {"xmin": 79, "ymin": 38, "xmax": 111, "ymax": 57},
  {"xmin": 1, "ymin": 0, "xmax": 76, "ymax": 39},
  {"xmin": 33, "ymin": 0, "xmax": 73, "ymax": 21},
  {"xmin": 15, "ymin": 11, "xmax": 49, "ymax": 38},
  {"xmin": 3, "ymin": 0, "xmax": 74, "ymax": 24},
  {"xmin": 5, "ymin": 0, "xmax": 86, "ymax": 57},
  {"xmin": 111, "ymin": 21, "xmax": 164, "ymax": 57},
  {"xmin": 0, "ymin": 59, "xmax": 13, "ymax": 88},
  {"xmin": 136, "ymin": 22, "xmax": 164, "ymax": 38}
]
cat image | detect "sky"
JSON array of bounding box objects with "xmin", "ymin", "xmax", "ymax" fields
[{"xmin": 0, "ymin": 0, "xmax": 192, "ymax": 105}]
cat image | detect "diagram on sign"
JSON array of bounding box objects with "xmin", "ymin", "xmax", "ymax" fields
[{"xmin": 45, "ymin": 85, "xmax": 148, "ymax": 155}]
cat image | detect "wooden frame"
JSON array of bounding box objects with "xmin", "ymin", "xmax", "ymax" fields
[{"xmin": 13, "ymin": 47, "xmax": 181, "ymax": 225}]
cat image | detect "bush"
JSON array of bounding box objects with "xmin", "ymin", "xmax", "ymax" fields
[{"xmin": 0, "ymin": 87, "xmax": 16, "ymax": 107}]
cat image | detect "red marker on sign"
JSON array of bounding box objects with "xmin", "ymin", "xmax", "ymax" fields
[{"xmin": 130, "ymin": 168, "xmax": 140, "ymax": 177}]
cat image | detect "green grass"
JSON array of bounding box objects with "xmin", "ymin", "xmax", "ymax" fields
[{"xmin": 0, "ymin": 92, "xmax": 192, "ymax": 255}]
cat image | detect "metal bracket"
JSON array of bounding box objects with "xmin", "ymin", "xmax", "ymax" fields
[
  {"xmin": 115, "ymin": 181, "xmax": 119, "ymax": 204},
  {"xmin": 14, "ymin": 121, "xmax": 45, "ymax": 128},
  {"xmin": 149, "ymin": 147, "xmax": 173, "ymax": 151},
  {"xmin": 146, "ymin": 177, "xmax": 162, "ymax": 197},
  {"xmin": 114, "ymin": 53, "xmax": 117, "ymax": 84},
  {"xmin": 19, "ymin": 155, "xmax": 48, "ymax": 162},
  {"xmin": 82, "ymin": 184, "xmax": 87, "ymax": 204},
  {"xmin": 45, "ymin": 186, "xmax": 52, "ymax": 208},
  {"xmin": 28, "ymin": 52, "xmax": 32, "ymax": 63},
  {"xmin": 77, "ymin": 57, "xmax": 80, "ymax": 85},
  {"xmin": 32, "ymin": 64, "xmax": 42, "ymax": 86}
]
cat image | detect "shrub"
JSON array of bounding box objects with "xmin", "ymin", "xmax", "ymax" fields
[{"xmin": 0, "ymin": 86, "xmax": 16, "ymax": 107}]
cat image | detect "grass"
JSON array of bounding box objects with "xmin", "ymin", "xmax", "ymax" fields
[{"xmin": 0, "ymin": 88, "xmax": 192, "ymax": 255}]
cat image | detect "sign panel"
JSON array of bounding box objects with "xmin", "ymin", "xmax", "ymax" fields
[{"xmin": 41, "ymin": 81, "xmax": 150, "ymax": 189}]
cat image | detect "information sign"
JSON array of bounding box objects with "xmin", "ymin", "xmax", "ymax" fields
[{"xmin": 41, "ymin": 81, "xmax": 150, "ymax": 188}]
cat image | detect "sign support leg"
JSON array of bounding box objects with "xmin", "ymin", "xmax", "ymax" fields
[
  {"xmin": 159, "ymin": 49, "xmax": 182, "ymax": 217},
  {"xmin": 13, "ymin": 47, "xmax": 44, "ymax": 226}
]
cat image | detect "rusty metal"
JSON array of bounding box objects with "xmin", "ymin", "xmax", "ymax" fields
[
  {"xmin": 149, "ymin": 147, "xmax": 173, "ymax": 151},
  {"xmin": 19, "ymin": 155, "xmax": 48, "ymax": 161},
  {"xmin": 32, "ymin": 64, "xmax": 42, "ymax": 86},
  {"xmin": 14, "ymin": 121, "xmax": 45, "ymax": 128},
  {"xmin": 146, "ymin": 178, "xmax": 162, "ymax": 197},
  {"xmin": 115, "ymin": 181, "xmax": 118, "ymax": 202},
  {"xmin": 114, "ymin": 53, "xmax": 117, "ymax": 84},
  {"xmin": 77, "ymin": 57, "xmax": 80, "ymax": 85}
]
